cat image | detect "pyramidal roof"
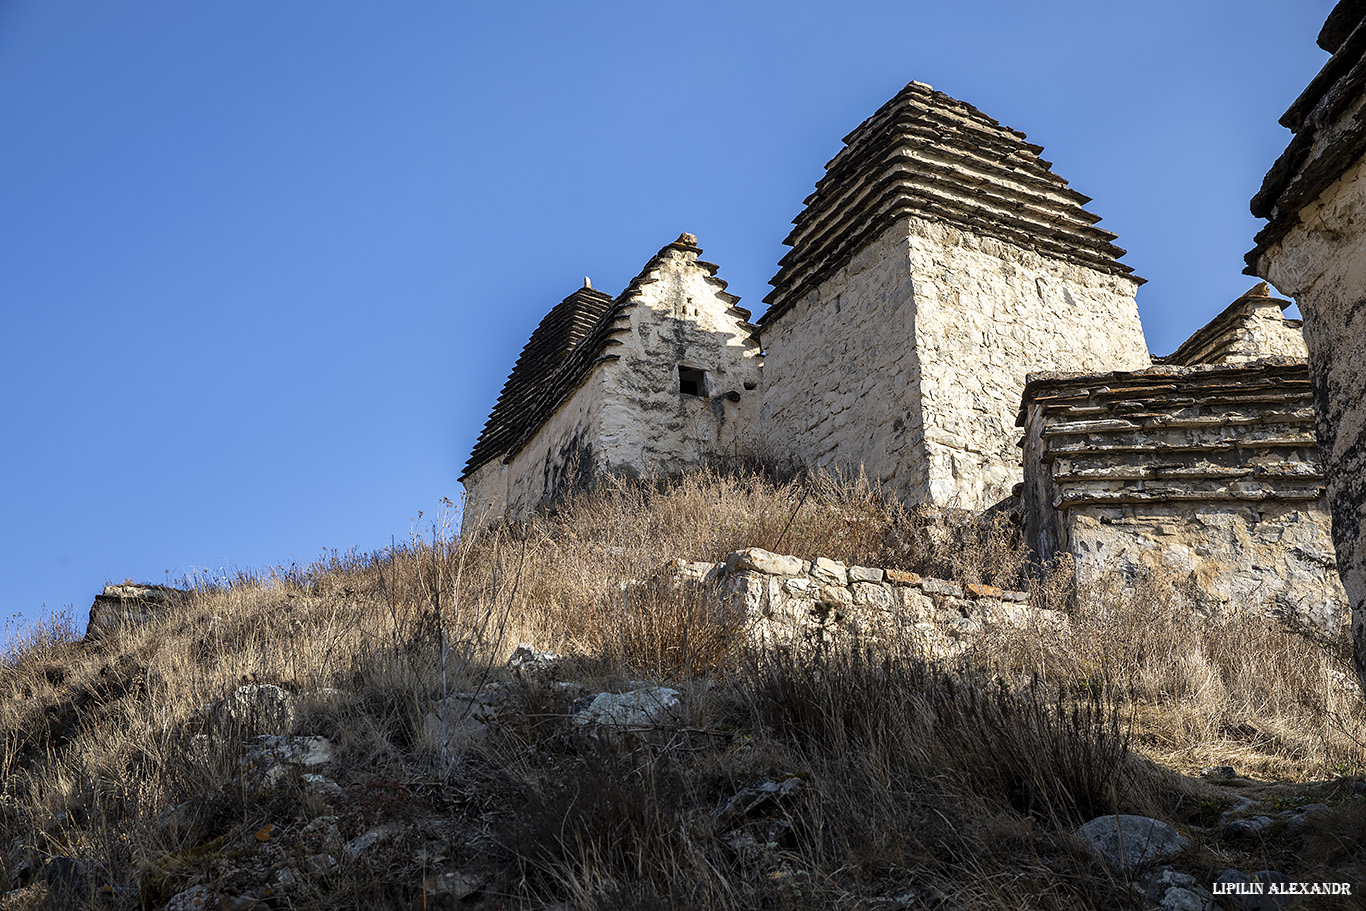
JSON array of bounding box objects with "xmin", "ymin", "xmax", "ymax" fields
[
  {"xmin": 462, "ymin": 235, "xmax": 751, "ymax": 481},
  {"xmin": 762, "ymin": 81, "xmax": 1139, "ymax": 325}
]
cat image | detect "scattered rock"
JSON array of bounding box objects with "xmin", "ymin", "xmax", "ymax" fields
[
  {"xmin": 1200, "ymin": 765, "xmax": 1237, "ymax": 780},
  {"xmin": 572, "ymin": 687, "xmax": 681, "ymax": 728},
  {"xmin": 240, "ymin": 735, "xmax": 334, "ymax": 790},
  {"xmin": 1136, "ymin": 868, "xmax": 1215, "ymax": 911},
  {"xmin": 1222, "ymin": 815, "xmax": 1274, "ymax": 840},
  {"xmin": 508, "ymin": 644, "xmax": 561, "ymax": 674},
  {"xmin": 714, "ymin": 777, "xmax": 804, "ymax": 829},
  {"xmin": 163, "ymin": 884, "xmax": 210, "ymax": 911},
  {"xmin": 1073, "ymin": 815, "xmax": 1189, "ymax": 877},
  {"xmin": 209, "ymin": 684, "xmax": 297, "ymax": 737},
  {"xmin": 345, "ymin": 823, "xmax": 402, "ymax": 859},
  {"xmin": 85, "ymin": 583, "xmax": 187, "ymax": 640},
  {"xmin": 1284, "ymin": 802, "xmax": 1331, "ymax": 832},
  {"xmin": 422, "ymin": 869, "xmax": 485, "ymax": 905},
  {"xmin": 422, "ymin": 686, "xmax": 513, "ymax": 749}
]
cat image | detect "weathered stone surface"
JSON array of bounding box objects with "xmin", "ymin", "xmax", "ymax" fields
[
  {"xmin": 1137, "ymin": 868, "xmax": 1215, "ymax": 911},
  {"xmin": 921, "ymin": 578, "xmax": 963, "ymax": 598},
  {"xmin": 209, "ymin": 684, "xmax": 297, "ymax": 738},
  {"xmin": 462, "ymin": 236, "xmax": 761, "ymax": 522},
  {"xmin": 847, "ymin": 565, "xmax": 883, "ymax": 583},
  {"xmin": 572, "ymin": 687, "xmax": 681, "ymax": 728},
  {"xmin": 884, "ymin": 568, "xmax": 922, "ymax": 586},
  {"xmin": 727, "ymin": 548, "xmax": 806, "ymax": 577},
  {"xmin": 850, "ymin": 582, "xmax": 892, "ymax": 610},
  {"xmin": 86, "ymin": 583, "xmax": 187, "ymax": 640},
  {"xmin": 1161, "ymin": 284, "xmax": 1306, "ymax": 367},
  {"xmin": 1250, "ymin": 3, "xmax": 1366, "ymax": 693},
  {"xmin": 965, "ymin": 583, "xmax": 1003, "ymax": 600},
  {"xmin": 507, "ymin": 645, "xmax": 561, "ymax": 674},
  {"xmin": 809, "ymin": 558, "xmax": 848, "ymax": 585},
  {"xmin": 1073, "ymin": 814, "xmax": 1189, "ymax": 877},
  {"xmin": 1020, "ymin": 360, "xmax": 1345, "ymax": 631},
  {"xmin": 421, "ymin": 687, "xmax": 513, "ymax": 749},
  {"xmin": 240, "ymin": 735, "xmax": 334, "ymax": 789},
  {"xmin": 754, "ymin": 82, "xmax": 1149, "ymax": 509}
]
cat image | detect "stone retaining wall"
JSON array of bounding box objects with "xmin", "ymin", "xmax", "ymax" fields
[{"xmin": 671, "ymin": 547, "xmax": 1066, "ymax": 657}]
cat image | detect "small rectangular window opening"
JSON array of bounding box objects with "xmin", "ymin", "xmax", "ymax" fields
[{"xmin": 679, "ymin": 366, "xmax": 707, "ymax": 397}]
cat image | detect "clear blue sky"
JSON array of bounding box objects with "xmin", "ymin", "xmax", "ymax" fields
[{"xmin": 0, "ymin": 1, "xmax": 1338, "ymax": 632}]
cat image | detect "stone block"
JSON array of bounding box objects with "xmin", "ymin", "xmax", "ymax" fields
[
  {"xmin": 810, "ymin": 557, "xmax": 848, "ymax": 585},
  {"xmin": 726, "ymin": 548, "xmax": 807, "ymax": 577},
  {"xmin": 850, "ymin": 582, "xmax": 892, "ymax": 610},
  {"xmin": 965, "ymin": 583, "xmax": 1003, "ymax": 599},
  {"xmin": 848, "ymin": 565, "xmax": 884, "ymax": 583},
  {"xmin": 816, "ymin": 585, "xmax": 853, "ymax": 608},
  {"xmin": 921, "ymin": 578, "xmax": 963, "ymax": 598},
  {"xmin": 885, "ymin": 568, "xmax": 922, "ymax": 586}
]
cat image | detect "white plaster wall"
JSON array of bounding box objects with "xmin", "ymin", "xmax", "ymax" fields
[
  {"xmin": 462, "ymin": 245, "xmax": 761, "ymax": 524},
  {"xmin": 461, "ymin": 367, "xmax": 613, "ymax": 523}
]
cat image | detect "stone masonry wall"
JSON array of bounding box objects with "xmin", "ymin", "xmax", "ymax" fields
[
  {"xmin": 461, "ymin": 367, "xmax": 612, "ymax": 524},
  {"xmin": 758, "ymin": 223, "xmax": 923, "ymax": 492},
  {"xmin": 594, "ymin": 244, "xmax": 761, "ymax": 481},
  {"xmin": 464, "ymin": 241, "xmax": 760, "ymax": 522},
  {"xmin": 906, "ymin": 219, "xmax": 1150, "ymax": 507},
  {"xmin": 1020, "ymin": 361, "xmax": 1345, "ymax": 631},
  {"xmin": 759, "ymin": 215, "xmax": 1149, "ymax": 510},
  {"xmin": 1248, "ymin": 2, "xmax": 1366, "ymax": 689},
  {"xmin": 670, "ymin": 547, "xmax": 1061, "ymax": 658},
  {"xmin": 1257, "ymin": 153, "xmax": 1366, "ymax": 680}
]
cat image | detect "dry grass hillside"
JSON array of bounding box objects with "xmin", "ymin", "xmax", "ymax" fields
[{"xmin": 3, "ymin": 466, "xmax": 1365, "ymax": 909}]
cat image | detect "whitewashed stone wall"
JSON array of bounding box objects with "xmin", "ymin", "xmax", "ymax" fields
[
  {"xmin": 1257, "ymin": 152, "xmax": 1366, "ymax": 686},
  {"xmin": 595, "ymin": 245, "xmax": 761, "ymax": 480},
  {"xmin": 464, "ymin": 243, "xmax": 760, "ymax": 522},
  {"xmin": 759, "ymin": 215, "xmax": 1149, "ymax": 509}
]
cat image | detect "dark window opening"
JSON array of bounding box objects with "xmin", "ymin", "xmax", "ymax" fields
[{"xmin": 679, "ymin": 366, "xmax": 707, "ymax": 397}]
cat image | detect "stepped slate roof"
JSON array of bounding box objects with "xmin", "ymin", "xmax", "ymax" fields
[
  {"xmin": 462, "ymin": 235, "xmax": 752, "ymax": 481},
  {"xmin": 762, "ymin": 81, "xmax": 1138, "ymax": 326},
  {"xmin": 1018, "ymin": 359, "xmax": 1321, "ymax": 507},
  {"xmin": 1248, "ymin": 0, "xmax": 1366, "ymax": 270}
]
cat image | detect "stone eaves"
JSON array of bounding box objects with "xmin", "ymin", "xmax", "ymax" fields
[
  {"xmin": 762, "ymin": 81, "xmax": 1139, "ymax": 326},
  {"xmin": 1247, "ymin": 0, "xmax": 1366, "ymax": 271},
  {"xmin": 461, "ymin": 235, "xmax": 755, "ymax": 481}
]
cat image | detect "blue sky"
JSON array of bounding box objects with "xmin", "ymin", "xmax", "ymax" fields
[{"xmin": 0, "ymin": 1, "xmax": 1338, "ymax": 633}]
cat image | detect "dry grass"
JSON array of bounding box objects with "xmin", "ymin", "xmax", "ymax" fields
[{"xmin": 1, "ymin": 466, "xmax": 1363, "ymax": 909}]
